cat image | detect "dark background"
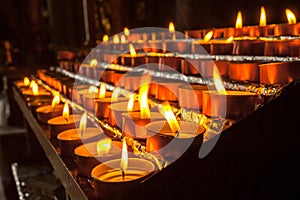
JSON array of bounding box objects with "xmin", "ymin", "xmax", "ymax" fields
[{"xmin": 0, "ymin": 0, "xmax": 299, "ymax": 65}]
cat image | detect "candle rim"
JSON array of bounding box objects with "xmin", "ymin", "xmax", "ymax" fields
[{"xmin": 75, "ymin": 141, "xmax": 122, "ymax": 157}]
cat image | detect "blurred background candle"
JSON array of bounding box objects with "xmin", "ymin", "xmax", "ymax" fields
[{"xmin": 274, "ymin": 8, "xmax": 299, "ymax": 36}]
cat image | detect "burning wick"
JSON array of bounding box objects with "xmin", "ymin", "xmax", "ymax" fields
[
  {"xmin": 158, "ymin": 101, "xmax": 180, "ymax": 136},
  {"xmin": 120, "ymin": 139, "xmax": 128, "ymax": 181}
]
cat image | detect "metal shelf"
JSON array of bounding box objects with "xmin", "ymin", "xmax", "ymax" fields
[{"xmin": 12, "ymin": 87, "xmax": 88, "ymax": 200}]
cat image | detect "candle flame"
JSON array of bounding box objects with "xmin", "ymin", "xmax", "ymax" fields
[
  {"xmin": 213, "ymin": 66, "xmax": 227, "ymax": 95},
  {"xmin": 113, "ymin": 35, "xmax": 120, "ymax": 44},
  {"xmin": 127, "ymin": 94, "xmax": 135, "ymax": 112},
  {"xmin": 103, "ymin": 35, "xmax": 109, "ymax": 42},
  {"xmin": 79, "ymin": 112, "xmax": 87, "ymax": 138},
  {"xmin": 139, "ymin": 75, "xmax": 151, "ymax": 118},
  {"xmin": 120, "ymin": 35, "xmax": 126, "ymax": 43},
  {"xmin": 124, "ymin": 27, "xmax": 130, "ymax": 36},
  {"xmin": 32, "ymin": 83, "xmax": 39, "ymax": 95},
  {"xmin": 51, "ymin": 95, "xmax": 60, "ymax": 109},
  {"xmin": 90, "ymin": 59, "xmax": 98, "ymax": 67},
  {"xmin": 120, "ymin": 139, "xmax": 128, "ymax": 172},
  {"xmin": 235, "ymin": 11, "xmax": 243, "ymax": 28},
  {"xmin": 24, "ymin": 77, "xmax": 30, "ymax": 86},
  {"xmin": 62, "ymin": 102, "xmax": 69, "ymax": 120},
  {"xmin": 88, "ymin": 85, "xmax": 99, "ymax": 94},
  {"xmin": 169, "ymin": 22, "xmax": 175, "ymax": 33},
  {"xmin": 260, "ymin": 6, "xmax": 267, "ymax": 26},
  {"xmin": 129, "ymin": 43, "xmax": 136, "ymax": 57},
  {"xmin": 98, "ymin": 83, "xmax": 106, "ymax": 98},
  {"xmin": 30, "ymin": 80, "xmax": 36, "ymax": 88},
  {"xmin": 96, "ymin": 138, "xmax": 112, "ymax": 156},
  {"xmin": 225, "ymin": 36, "xmax": 234, "ymax": 43},
  {"xmin": 159, "ymin": 101, "xmax": 180, "ymax": 133},
  {"xmin": 286, "ymin": 8, "xmax": 296, "ymax": 24},
  {"xmin": 112, "ymin": 87, "xmax": 121, "ymax": 102},
  {"xmin": 204, "ymin": 31, "xmax": 213, "ymax": 42}
]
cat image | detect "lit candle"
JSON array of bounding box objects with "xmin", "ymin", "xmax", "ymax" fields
[
  {"xmin": 228, "ymin": 62, "xmax": 260, "ymax": 82},
  {"xmin": 83, "ymin": 84, "xmax": 112, "ymax": 111},
  {"xmin": 202, "ymin": 67, "xmax": 258, "ymax": 119},
  {"xmin": 36, "ymin": 94, "xmax": 64, "ymax": 124},
  {"xmin": 145, "ymin": 101, "xmax": 205, "ymax": 161},
  {"xmin": 91, "ymin": 140, "xmax": 155, "ymax": 200},
  {"xmin": 47, "ymin": 102, "xmax": 81, "ymax": 147},
  {"xmin": 120, "ymin": 43, "xmax": 147, "ymax": 67},
  {"xmin": 274, "ymin": 8, "xmax": 300, "ymax": 36}
]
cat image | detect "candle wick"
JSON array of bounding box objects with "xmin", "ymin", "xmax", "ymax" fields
[
  {"xmin": 121, "ymin": 170, "xmax": 125, "ymax": 181},
  {"xmin": 175, "ymin": 130, "xmax": 179, "ymax": 138},
  {"xmin": 64, "ymin": 117, "xmax": 68, "ymax": 122}
]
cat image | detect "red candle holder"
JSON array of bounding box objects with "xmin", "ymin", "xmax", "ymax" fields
[
  {"xmin": 264, "ymin": 40, "xmax": 300, "ymax": 57},
  {"xmin": 233, "ymin": 39, "xmax": 265, "ymax": 56},
  {"xmin": 179, "ymin": 84, "xmax": 208, "ymax": 111}
]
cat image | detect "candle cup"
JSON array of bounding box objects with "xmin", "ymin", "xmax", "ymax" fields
[
  {"xmin": 259, "ymin": 61, "xmax": 300, "ymax": 84},
  {"xmin": 94, "ymin": 97, "xmax": 128, "ymax": 119},
  {"xmin": 103, "ymin": 53, "xmax": 120, "ymax": 65},
  {"xmin": 192, "ymin": 41, "xmax": 210, "ymax": 54},
  {"xmin": 74, "ymin": 141, "xmax": 122, "ymax": 177},
  {"xmin": 199, "ymin": 60, "xmax": 228, "ymax": 78},
  {"xmin": 71, "ymin": 84, "xmax": 90, "ymax": 103},
  {"xmin": 27, "ymin": 96, "xmax": 53, "ymax": 117},
  {"xmin": 248, "ymin": 25, "xmax": 275, "ymax": 37},
  {"xmin": 159, "ymin": 56, "xmax": 182, "ymax": 72},
  {"xmin": 145, "ymin": 120, "xmax": 205, "ymax": 161},
  {"xmin": 83, "ymin": 91, "xmax": 112, "ymax": 111},
  {"xmin": 91, "ymin": 158, "xmax": 155, "ymax": 200},
  {"xmin": 202, "ymin": 90, "xmax": 258, "ymax": 120},
  {"xmin": 122, "ymin": 112, "xmax": 164, "ymax": 145},
  {"xmin": 264, "ymin": 40, "xmax": 300, "ymax": 57},
  {"xmin": 36, "ymin": 104, "xmax": 64, "ymax": 124},
  {"xmin": 117, "ymin": 72, "xmax": 145, "ymax": 91},
  {"xmin": 47, "ymin": 115, "xmax": 81, "ymax": 147},
  {"xmin": 274, "ymin": 23, "xmax": 300, "ymax": 36},
  {"xmin": 155, "ymin": 81, "xmax": 184, "ymax": 102},
  {"xmin": 57, "ymin": 127, "xmax": 104, "ymax": 159},
  {"xmin": 108, "ymin": 101, "xmax": 140, "ymax": 129},
  {"xmin": 164, "ymin": 39, "xmax": 193, "ymax": 54},
  {"xmin": 120, "ymin": 54, "xmax": 147, "ymax": 67},
  {"xmin": 210, "ymin": 42, "xmax": 233, "ymax": 55},
  {"xmin": 233, "ymin": 39, "xmax": 265, "ymax": 56},
  {"xmin": 179, "ymin": 84, "xmax": 209, "ymax": 111},
  {"xmin": 228, "ymin": 62, "xmax": 260, "ymax": 82},
  {"xmin": 100, "ymin": 70, "xmax": 115, "ymax": 84},
  {"xmin": 62, "ymin": 79, "xmax": 75, "ymax": 99}
]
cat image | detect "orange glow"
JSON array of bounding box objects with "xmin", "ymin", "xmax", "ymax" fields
[
  {"xmin": 124, "ymin": 27, "xmax": 130, "ymax": 36},
  {"xmin": 24, "ymin": 77, "xmax": 30, "ymax": 87},
  {"xmin": 159, "ymin": 101, "xmax": 180, "ymax": 133},
  {"xmin": 98, "ymin": 83, "xmax": 106, "ymax": 98},
  {"xmin": 111, "ymin": 87, "xmax": 121, "ymax": 102},
  {"xmin": 30, "ymin": 80, "xmax": 36, "ymax": 88},
  {"xmin": 235, "ymin": 11, "xmax": 243, "ymax": 28},
  {"xmin": 204, "ymin": 31, "xmax": 213, "ymax": 42},
  {"xmin": 51, "ymin": 95, "xmax": 60, "ymax": 109},
  {"xmin": 127, "ymin": 94, "xmax": 135, "ymax": 112},
  {"xmin": 103, "ymin": 35, "xmax": 109, "ymax": 42},
  {"xmin": 113, "ymin": 35, "xmax": 120, "ymax": 43},
  {"xmin": 169, "ymin": 22, "xmax": 175, "ymax": 33},
  {"xmin": 32, "ymin": 83, "xmax": 39, "ymax": 95},
  {"xmin": 286, "ymin": 8, "xmax": 296, "ymax": 24},
  {"xmin": 88, "ymin": 86, "xmax": 99, "ymax": 94},
  {"xmin": 90, "ymin": 59, "xmax": 98, "ymax": 67},
  {"xmin": 62, "ymin": 102, "xmax": 69, "ymax": 120},
  {"xmin": 96, "ymin": 138, "xmax": 112, "ymax": 156},
  {"xmin": 225, "ymin": 36, "xmax": 234, "ymax": 43},
  {"xmin": 139, "ymin": 75, "xmax": 151, "ymax": 118},
  {"xmin": 120, "ymin": 139, "xmax": 128, "ymax": 173},
  {"xmin": 79, "ymin": 112, "xmax": 87, "ymax": 137},
  {"xmin": 213, "ymin": 66, "xmax": 227, "ymax": 95},
  {"xmin": 120, "ymin": 35, "xmax": 126, "ymax": 43},
  {"xmin": 260, "ymin": 6, "xmax": 267, "ymax": 26},
  {"xmin": 129, "ymin": 43, "xmax": 136, "ymax": 57}
]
